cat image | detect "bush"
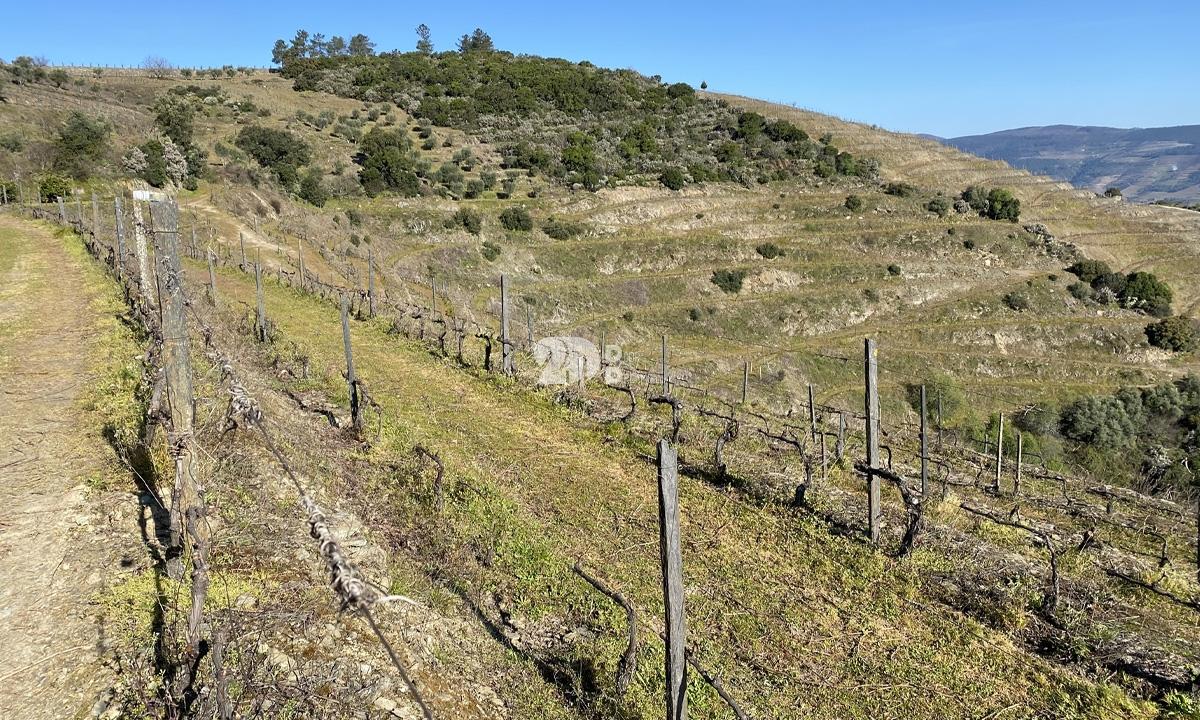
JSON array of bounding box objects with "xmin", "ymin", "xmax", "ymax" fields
[
  {"xmin": 53, "ymin": 112, "xmax": 110, "ymax": 179},
  {"xmin": 1014, "ymin": 403, "xmax": 1060, "ymax": 436},
  {"xmin": 926, "ymin": 196, "xmax": 950, "ymax": 217},
  {"xmin": 480, "ymin": 241, "xmax": 501, "ymax": 261},
  {"xmin": 755, "ymin": 243, "xmax": 784, "ymax": 259},
  {"xmin": 235, "ymin": 125, "xmax": 311, "ymax": 185},
  {"xmin": 542, "ymin": 217, "xmax": 585, "ymax": 240},
  {"xmin": 298, "ymin": 168, "xmax": 328, "ymax": 206},
  {"xmin": 1068, "ymin": 282, "xmax": 1093, "ymax": 301},
  {"xmin": 1123, "ymin": 271, "xmax": 1173, "ymax": 317},
  {"xmin": 844, "ymin": 194, "xmax": 864, "ymax": 212},
  {"xmin": 1104, "ymin": 187, "xmax": 1122, "ymax": 198},
  {"xmin": 1146, "ymin": 316, "xmax": 1198, "ymax": 352},
  {"xmin": 887, "ymin": 264, "xmax": 902, "ymax": 276},
  {"xmin": 1002, "ymin": 291, "xmax": 1031, "ymax": 311},
  {"xmin": 448, "ymin": 208, "xmax": 482, "ymax": 234},
  {"xmin": 498, "ymin": 206, "xmax": 533, "ymax": 231},
  {"xmin": 985, "ymin": 188, "xmax": 1020, "ymax": 222},
  {"xmin": 961, "ymin": 185, "xmax": 990, "ymax": 213},
  {"xmin": 1066, "ymin": 259, "xmax": 1112, "ymax": 284},
  {"xmin": 711, "ymin": 268, "xmax": 748, "ymax": 294},
  {"xmin": 688, "ymin": 307, "xmax": 702, "ymax": 322},
  {"xmin": 38, "ymin": 174, "xmax": 71, "ymax": 202},
  {"xmin": 884, "ymin": 182, "xmax": 917, "ymax": 198},
  {"xmin": 357, "ymin": 127, "xmax": 420, "ymax": 196},
  {"xmin": 659, "ymin": 167, "xmax": 686, "ymax": 191},
  {"xmin": 1060, "ymin": 396, "xmax": 1136, "ymax": 449},
  {"xmin": 464, "ymin": 179, "xmax": 484, "ymax": 199}
]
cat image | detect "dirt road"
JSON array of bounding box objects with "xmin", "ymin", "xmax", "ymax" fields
[{"xmin": 0, "ymin": 216, "xmax": 136, "ymax": 719}]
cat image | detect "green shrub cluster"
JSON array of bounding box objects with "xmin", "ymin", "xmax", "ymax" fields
[
  {"xmin": 1065, "ymin": 259, "xmax": 1173, "ymax": 316},
  {"xmin": 755, "ymin": 243, "xmax": 784, "ymax": 259},
  {"xmin": 447, "ymin": 207, "xmax": 482, "ymax": 234},
  {"xmin": 711, "ymin": 268, "xmax": 748, "ymax": 294},
  {"xmin": 541, "ymin": 217, "xmax": 586, "ymax": 240},
  {"xmin": 1145, "ymin": 316, "xmax": 1198, "ymax": 352},
  {"xmin": 960, "ymin": 185, "xmax": 1020, "ymax": 222},
  {"xmin": 271, "ymin": 30, "xmax": 881, "ymax": 193},
  {"xmin": 498, "ymin": 206, "xmax": 533, "ymax": 231}
]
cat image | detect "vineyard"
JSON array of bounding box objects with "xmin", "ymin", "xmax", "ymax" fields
[{"xmin": 4, "ymin": 190, "xmax": 1197, "ymax": 718}]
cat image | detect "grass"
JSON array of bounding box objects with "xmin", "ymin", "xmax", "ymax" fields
[{"xmin": 195, "ymin": 260, "xmax": 1161, "ymax": 719}]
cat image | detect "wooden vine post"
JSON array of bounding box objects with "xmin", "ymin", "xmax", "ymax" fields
[
  {"xmin": 1015, "ymin": 432, "xmax": 1023, "ymax": 496},
  {"xmin": 994, "ymin": 414, "xmax": 1005, "ymax": 493},
  {"xmin": 864, "ymin": 338, "xmax": 881, "ymax": 543},
  {"xmin": 113, "ymin": 196, "xmax": 125, "ymax": 274},
  {"xmin": 254, "ymin": 257, "xmax": 266, "ymax": 341},
  {"xmin": 91, "ymin": 192, "xmax": 99, "ymax": 234},
  {"xmin": 741, "ymin": 360, "xmax": 749, "ymax": 405},
  {"xmin": 808, "ymin": 384, "xmax": 818, "ymax": 443},
  {"xmin": 919, "ymin": 384, "xmax": 929, "ymax": 498},
  {"xmin": 57, "ymin": 197, "xmax": 66, "ymax": 223},
  {"xmin": 296, "ymin": 239, "xmax": 304, "ymax": 289},
  {"xmin": 661, "ymin": 335, "xmax": 669, "ymax": 394},
  {"xmin": 131, "ymin": 199, "xmax": 152, "ymax": 297},
  {"xmin": 147, "ymin": 198, "xmax": 210, "ymax": 658},
  {"xmin": 207, "ymin": 251, "xmax": 218, "ymax": 305},
  {"xmin": 500, "ymin": 274, "xmax": 513, "ymax": 374},
  {"xmin": 239, "ymin": 231, "xmax": 247, "ymax": 270},
  {"xmin": 656, "ymin": 439, "xmax": 688, "ymax": 720},
  {"xmin": 341, "ymin": 294, "xmax": 362, "ymax": 430},
  {"xmin": 367, "ymin": 246, "xmax": 376, "ymax": 317}
]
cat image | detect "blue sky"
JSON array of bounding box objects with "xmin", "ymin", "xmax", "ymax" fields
[{"xmin": 2, "ymin": 0, "xmax": 1195, "ymax": 137}]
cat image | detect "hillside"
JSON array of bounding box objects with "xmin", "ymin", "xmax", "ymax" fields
[
  {"xmin": 943, "ymin": 125, "xmax": 1200, "ymax": 203},
  {"xmin": 1, "ymin": 42, "xmax": 1200, "ymax": 719}
]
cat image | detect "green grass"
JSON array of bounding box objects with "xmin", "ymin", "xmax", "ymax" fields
[{"xmin": 197, "ymin": 262, "xmax": 1160, "ymax": 720}]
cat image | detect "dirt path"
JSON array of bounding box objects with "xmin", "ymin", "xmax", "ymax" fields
[{"xmin": 0, "ymin": 216, "xmax": 132, "ymax": 718}]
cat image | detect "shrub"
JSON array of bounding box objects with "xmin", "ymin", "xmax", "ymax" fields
[
  {"xmin": 884, "ymin": 182, "xmax": 917, "ymax": 198},
  {"xmin": 1066, "ymin": 259, "xmax": 1112, "ymax": 284},
  {"xmin": 498, "ymin": 206, "xmax": 533, "ymax": 231},
  {"xmin": 53, "ymin": 112, "xmax": 110, "ymax": 179},
  {"xmin": 962, "ymin": 238, "xmax": 976, "ymax": 250},
  {"xmin": 926, "ymin": 196, "xmax": 950, "ymax": 217},
  {"xmin": 235, "ymin": 125, "xmax": 311, "ymax": 184},
  {"xmin": 38, "ymin": 174, "xmax": 71, "ymax": 201},
  {"xmin": 711, "ymin": 268, "xmax": 748, "ymax": 294},
  {"xmin": 688, "ymin": 307, "xmax": 702, "ymax": 322},
  {"xmin": 542, "ymin": 217, "xmax": 585, "ymax": 240},
  {"xmin": 1003, "ymin": 291, "xmax": 1031, "ymax": 311},
  {"xmin": 1123, "ymin": 271, "xmax": 1173, "ymax": 316},
  {"xmin": 357, "ymin": 127, "xmax": 419, "ymax": 196},
  {"xmin": 448, "ymin": 208, "xmax": 482, "ymax": 234},
  {"xmin": 887, "ymin": 264, "xmax": 902, "ymax": 276},
  {"xmin": 464, "ymin": 179, "xmax": 485, "ymax": 199},
  {"xmin": 1145, "ymin": 316, "xmax": 1198, "ymax": 352},
  {"xmin": 844, "ymin": 194, "xmax": 864, "ymax": 212},
  {"xmin": 755, "ymin": 243, "xmax": 784, "ymax": 259},
  {"xmin": 1014, "ymin": 403, "xmax": 1060, "ymax": 436},
  {"xmin": 1060, "ymin": 396, "xmax": 1136, "ymax": 449},
  {"xmin": 961, "ymin": 185, "xmax": 990, "ymax": 212},
  {"xmin": 1067, "ymin": 281, "xmax": 1091, "ymax": 300},
  {"xmin": 985, "ymin": 188, "xmax": 1020, "ymax": 222},
  {"xmin": 659, "ymin": 167, "xmax": 686, "ymax": 191},
  {"xmin": 298, "ymin": 168, "xmax": 328, "ymax": 206},
  {"xmin": 1104, "ymin": 187, "xmax": 1122, "ymax": 198},
  {"xmin": 480, "ymin": 240, "xmax": 501, "ymax": 261}
]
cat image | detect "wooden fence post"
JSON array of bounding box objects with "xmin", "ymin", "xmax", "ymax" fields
[
  {"xmin": 149, "ymin": 199, "xmax": 211, "ymax": 700},
  {"xmin": 500, "ymin": 274, "xmax": 513, "ymax": 374},
  {"xmin": 75, "ymin": 197, "xmax": 83, "ymax": 223},
  {"xmin": 367, "ymin": 247, "xmax": 376, "ymax": 317},
  {"xmin": 864, "ymin": 338, "xmax": 881, "ymax": 544},
  {"xmin": 131, "ymin": 200, "xmax": 152, "ymax": 297},
  {"xmin": 836, "ymin": 412, "xmax": 846, "ymax": 462},
  {"xmin": 296, "ymin": 239, "xmax": 304, "ymax": 289},
  {"xmin": 661, "ymin": 335, "xmax": 669, "ymax": 394},
  {"xmin": 207, "ymin": 251, "xmax": 217, "ymax": 304},
  {"xmin": 994, "ymin": 414, "xmax": 1004, "ymax": 493},
  {"xmin": 254, "ymin": 259, "xmax": 266, "ymax": 341},
  {"xmin": 341, "ymin": 294, "xmax": 361, "ymax": 430},
  {"xmin": 114, "ymin": 196, "xmax": 125, "ymax": 274},
  {"xmin": 808, "ymin": 384, "xmax": 818, "ymax": 443},
  {"xmin": 741, "ymin": 361, "xmax": 749, "ymax": 405},
  {"xmin": 91, "ymin": 192, "xmax": 99, "ymax": 234},
  {"xmin": 58, "ymin": 197, "xmax": 66, "ymax": 223},
  {"xmin": 920, "ymin": 384, "xmax": 929, "ymax": 498},
  {"xmin": 937, "ymin": 391, "xmax": 943, "ymax": 450},
  {"xmin": 1015, "ymin": 432, "xmax": 1023, "ymax": 496},
  {"xmin": 239, "ymin": 232, "xmax": 247, "ymax": 270},
  {"xmin": 656, "ymin": 439, "xmax": 688, "ymax": 720}
]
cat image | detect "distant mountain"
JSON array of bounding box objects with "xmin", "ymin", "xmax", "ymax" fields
[{"xmin": 944, "ymin": 124, "xmax": 1200, "ymax": 202}]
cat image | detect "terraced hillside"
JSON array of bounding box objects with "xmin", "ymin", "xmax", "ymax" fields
[{"xmin": 2, "ymin": 57, "xmax": 1200, "ymax": 717}]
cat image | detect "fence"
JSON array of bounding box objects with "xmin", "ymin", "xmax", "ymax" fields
[{"xmin": 7, "ymin": 190, "xmax": 1200, "ymax": 717}]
